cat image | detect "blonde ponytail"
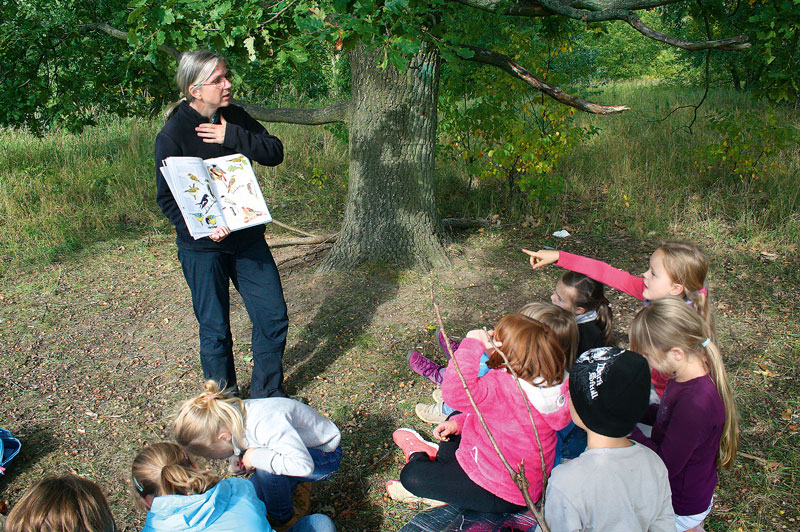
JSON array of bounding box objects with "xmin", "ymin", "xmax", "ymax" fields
[
  {"xmin": 703, "ymin": 341, "xmax": 738, "ymax": 468},
  {"xmin": 132, "ymin": 442, "xmax": 220, "ymax": 499},
  {"xmin": 174, "ymin": 380, "xmax": 247, "ymax": 451},
  {"xmin": 631, "ymin": 297, "xmax": 738, "ymax": 469}
]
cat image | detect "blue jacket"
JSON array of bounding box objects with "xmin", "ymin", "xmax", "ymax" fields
[{"xmin": 142, "ymin": 478, "xmax": 273, "ymax": 532}]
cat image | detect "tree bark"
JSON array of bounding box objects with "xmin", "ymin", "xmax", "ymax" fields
[{"xmin": 320, "ymin": 45, "xmax": 450, "ymax": 271}]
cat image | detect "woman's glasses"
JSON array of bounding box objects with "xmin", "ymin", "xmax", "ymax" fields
[{"xmin": 195, "ymin": 71, "xmax": 232, "ymax": 89}]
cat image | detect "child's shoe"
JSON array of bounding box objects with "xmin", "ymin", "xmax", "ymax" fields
[
  {"xmin": 385, "ymin": 480, "xmax": 446, "ymax": 507},
  {"xmin": 408, "ymin": 350, "xmax": 445, "ymax": 385},
  {"xmin": 435, "ymin": 327, "xmax": 460, "ymax": 357},
  {"xmin": 415, "ymin": 401, "xmax": 448, "ymax": 424},
  {"xmin": 292, "ymin": 482, "xmax": 313, "ymax": 519},
  {"xmin": 392, "ymin": 428, "xmax": 439, "ymax": 462}
]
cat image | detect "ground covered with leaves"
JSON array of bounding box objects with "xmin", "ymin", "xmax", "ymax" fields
[{"xmin": 1, "ymin": 225, "xmax": 797, "ymax": 531}]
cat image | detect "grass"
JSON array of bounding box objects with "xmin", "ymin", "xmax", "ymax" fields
[{"xmin": 0, "ymin": 82, "xmax": 798, "ymax": 530}]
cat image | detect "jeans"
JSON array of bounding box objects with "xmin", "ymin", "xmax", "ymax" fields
[
  {"xmin": 553, "ymin": 421, "xmax": 587, "ymax": 467},
  {"xmin": 178, "ymin": 238, "xmax": 288, "ymax": 398},
  {"xmin": 288, "ymin": 514, "xmax": 336, "ymax": 532},
  {"xmin": 250, "ymin": 446, "xmax": 343, "ymax": 522}
]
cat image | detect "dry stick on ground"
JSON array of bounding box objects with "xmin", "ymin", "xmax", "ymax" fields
[
  {"xmin": 431, "ymin": 288, "xmax": 550, "ymax": 532},
  {"xmin": 268, "ymin": 234, "xmax": 338, "ymax": 248},
  {"xmin": 270, "ymin": 219, "xmax": 317, "ymax": 238}
]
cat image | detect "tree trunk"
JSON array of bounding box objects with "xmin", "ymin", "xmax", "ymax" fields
[
  {"xmin": 321, "ymin": 45, "xmax": 449, "ymax": 271},
  {"xmin": 730, "ymin": 67, "xmax": 741, "ymax": 91}
]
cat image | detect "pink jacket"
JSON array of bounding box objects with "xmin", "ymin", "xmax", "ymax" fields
[
  {"xmin": 556, "ymin": 251, "xmax": 670, "ymax": 397},
  {"xmin": 441, "ymin": 338, "xmax": 571, "ymax": 505}
]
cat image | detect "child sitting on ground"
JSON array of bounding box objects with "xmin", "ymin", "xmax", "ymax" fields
[
  {"xmin": 413, "ymin": 302, "xmax": 578, "ymax": 428},
  {"xmin": 541, "ymin": 347, "xmax": 675, "ymax": 532},
  {"xmin": 550, "ymin": 271, "xmax": 614, "ymax": 355},
  {"xmin": 629, "ymin": 298, "xmax": 738, "ymax": 532},
  {"xmin": 174, "ymin": 381, "xmax": 342, "ymax": 530},
  {"xmin": 386, "ymin": 314, "xmax": 572, "ymax": 511},
  {"xmin": 407, "ymin": 270, "xmax": 609, "ymax": 391},
  {"xmin": 4, "ymin": 474, "xmax": 116, "ymax": 532},
  {"xmin": 132, "ymin": 442, "xmax": 336, "ymax": 532}
]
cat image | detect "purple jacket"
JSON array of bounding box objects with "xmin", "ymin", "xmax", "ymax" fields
[{"xmin": 630, "ymin": 375, "xmax": 725, "ymax": 515}]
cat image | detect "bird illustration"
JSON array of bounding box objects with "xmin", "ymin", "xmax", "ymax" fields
[
  {"xmin": 184, "ymin": 184, "xmax": 200, "ymax": 195},
  {"xmin": 187, "ymin": 173, "xmax": 201, "ymax": 182},
  {"xmin": 226, "ymin": 176, "xmax": 237, "ymax": 193},
  {"xmin": 209, "ymin": 165, "xmax": 227, "ymax": 183},
  {"xmin": 228, "ymin": 155, "xmax": 247, "ymax": 163},
  {"xmin": 190, "ymin": 212, "xmax": 204, "ymax": 223},
  {"xmin": 247, "ymin": 183, "xmax": 255, "ymax": 195},
  {"xmin": 205, "ymin": 215, "xmax": 218, "ymax": 226},
  {"xmin": 241, "ymin": 206, "xmax": 265, "ymax": 223},
  {"xmin": 197, "ymin": 193, "xmax": 210, "ymax": 209}
]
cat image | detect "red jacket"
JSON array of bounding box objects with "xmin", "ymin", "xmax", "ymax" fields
[{"xmin": 441, "ymin": 338, "xmax": 571, "ymax": 505}]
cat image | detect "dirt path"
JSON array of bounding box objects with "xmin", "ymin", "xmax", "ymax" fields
[{"xmin": 1, "ymin": 229, "xmax": 797, "ymax": 531}]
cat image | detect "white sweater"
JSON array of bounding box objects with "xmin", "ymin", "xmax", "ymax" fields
[{"xmin": 231, "ymin": 398, "xmax": 341, "ymax": 477}]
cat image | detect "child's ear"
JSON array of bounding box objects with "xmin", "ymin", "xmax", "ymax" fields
[
  {"xmin": 667, "ymin": 347, "xmax": 685, "ymax": 362},
  {"xmin": 141, "ymin": 494, "xmax": 154, "ymax": 510},
  {"xmin": 574, "ymin": 305, "xmax": 586, "ymax": 315},
  {"xmin": 218, "ymin": 431, "xmax": 232, "ymax": 442},
  {"xmin": 669, "ymin": 282, "xmax": 685, "ymax": 296}
]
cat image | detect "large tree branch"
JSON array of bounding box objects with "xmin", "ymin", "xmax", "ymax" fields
[
  {"xmin": 462, "ymin": 47, "xmax": 629, "ymax": 114},
  {"xmin": 454, "ymin": 0, "xmax": 749, "ymax": 50},
  {"xmin": 83, "ymin": 23, "xmax": 182, "ymax": 60},
  {"xmin": 456, "ymin": 0, "xmax": 685, "ymax": 12},
  {"xmin": 233, "ymin": 100, "xmax": 349, "ymax": 124},
  {"xmin": 627, "ymin": 15, "xmax": 749, "ymax": 51}
]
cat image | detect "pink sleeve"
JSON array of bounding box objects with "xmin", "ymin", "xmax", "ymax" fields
[
  {"xmin": 556, "ymin": 251, "xmax": 646, "ymax": 301},
  {"xmin": 441, "ymin": 338, "xmax": 490, "ymax": 410},
  {"xmin": 450, "ymin": 413, "xmax": 467, "ymax": 432}
]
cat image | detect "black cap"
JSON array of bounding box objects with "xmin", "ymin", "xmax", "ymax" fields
[{"xmin": 569, "ymin": 347, "xmax": 651, "ymax": 437}]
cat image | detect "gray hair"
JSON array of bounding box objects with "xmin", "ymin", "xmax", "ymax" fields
[{"xmin": 176, "ymin": 50, "xmax": 224, "ymax": 101}]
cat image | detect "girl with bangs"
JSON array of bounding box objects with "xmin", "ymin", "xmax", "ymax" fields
[{"xmin": 386, "ymin": 314, "xmax": 572, "ymax": 511}]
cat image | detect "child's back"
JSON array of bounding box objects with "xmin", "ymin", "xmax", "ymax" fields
[
  {"xmin": 542, "ymin": 347, "xmax": 675, "ymax": 532},
  {"xmin": 546, "ymin": 443, "xmax": 673, "ymax": 532}
]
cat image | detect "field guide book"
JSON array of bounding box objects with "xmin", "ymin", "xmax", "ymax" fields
[{"xmin": 160, "ymin": 153, "xmax": 272, "ymax": 239}]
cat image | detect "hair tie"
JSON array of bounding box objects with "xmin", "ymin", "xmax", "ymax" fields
[
  {"xmin": 697, "ymin": 288, "xmax": 708, "ymax": 296},
  {"xmin": 133, "ymin": 475, "xmax": 145, "ymax": 494},
  {"xmin": 701, "ymin": 338, "xmax": 711, "ymax": 348}
]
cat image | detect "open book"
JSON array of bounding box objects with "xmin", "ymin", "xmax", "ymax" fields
[{"xmin": 160, "ymin": 153, "xmax": 272, "ymax": 239}]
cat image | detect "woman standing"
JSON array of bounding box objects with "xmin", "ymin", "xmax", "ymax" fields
[{"xmin": 156, "ymin": 50, "xmax": 287, "ymax": 398}]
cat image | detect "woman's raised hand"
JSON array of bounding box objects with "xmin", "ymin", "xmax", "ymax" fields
[
  {"xmin": 195, "ymin": 115, "xmax": 227, "ymax": 144},
  {"xmin": 522, "ymin": 248, "xmax": 559, "ymax": 270}
]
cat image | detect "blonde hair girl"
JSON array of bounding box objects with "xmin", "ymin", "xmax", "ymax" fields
[
  {"xmin": 174, "ymin": 381, "xmax": 342, "ymax": 527},
  {"xmin": 628, "ymin": 297, "xmax": 737, "ymax": 532},
  {"xmin": 524, "ymin": 242, "xmax": 714, "ymax": 397},
  {"xmin": 519, "ymin": 301, "xmax": 579, "ymax": 367},
  {"xmin": 388, "ymin": 314, "xmax": 572, "ymax": 511},
  {"xmin": 5, "ymin": 474, "xmax": 116, "ymax": 532},
  {"xmin": 131, "ymin": 442, "xmax": 284, "ymax": 532}
]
